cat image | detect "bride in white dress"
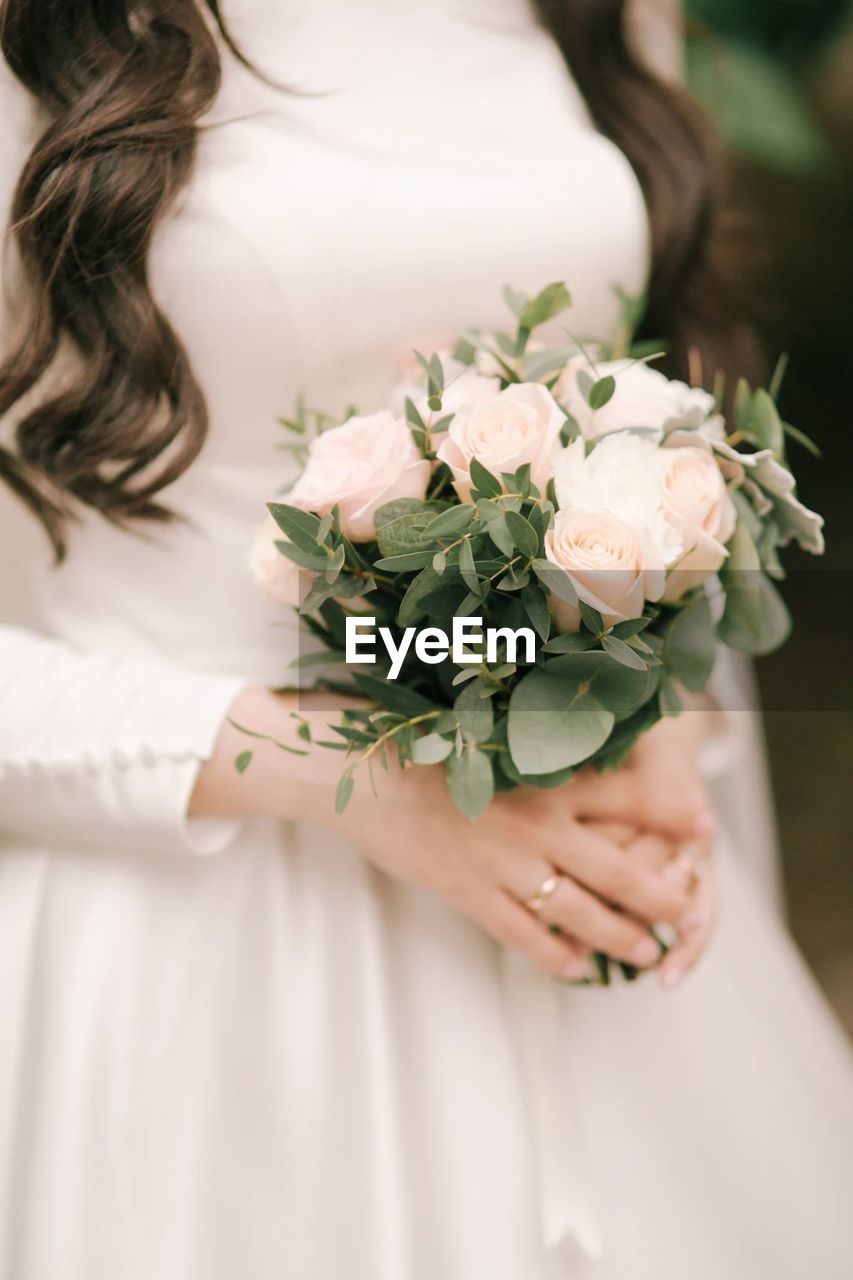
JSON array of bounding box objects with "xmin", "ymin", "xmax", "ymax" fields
[{"xmin": 0, "ymin": 2, "xmax": 851, "ymax": 1277}]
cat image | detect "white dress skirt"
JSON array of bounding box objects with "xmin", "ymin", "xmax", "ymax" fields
[{"xmin": 0, "ymin": 3, "xmax": 851, "ymax": 1277}]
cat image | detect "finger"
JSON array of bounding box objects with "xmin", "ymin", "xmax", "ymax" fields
[
  {"xmin": 539, "ymin": 876, "xmax": 663, "ymax": 969},
  {"xmin": 473, "ymin": 891, "xmax": 591, "ymax": 981},
  {"xmin": 547, "ymin": 822, "xmax": 691, "ymax": 926},
  {"xmin": 570, "ymin": 768, "xmax": 715, "ymax": 842},
  {"xmin": 625, "ymin": 833, "xmax": 673, "ymax": 872},
  {"xmin": 658, "ymin": 873, "xmax": 717, "ymax": 989},
  {"xmin": 589, "ymin": 820, "xmax": 637, "ymax": 847}
]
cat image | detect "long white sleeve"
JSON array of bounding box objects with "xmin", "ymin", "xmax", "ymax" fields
[{"xmin": 0, "ymin": 625, "xmax": 246, "ymax": 853}]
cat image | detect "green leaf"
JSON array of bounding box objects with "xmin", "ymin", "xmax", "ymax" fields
[
  {"xmin": 469, "ymin": 457, "xmax": 503, "ymax": 498},
  {"xmin": 374, "ymin": 497, "xmax": 442, "ymax": 529},
  {"xmin": 532, "ymin": 559, "xmax": 578, "ymax": 606},
  {"xmin": 373, "ymin": 551, "xmax": 437, "ymax": 572},
  {"xmin": 375, "ymin": 506, "xmax": 449, "ymax": 557},
  {"xmin": 335, "ymin": 769, "xmax": 355, "ymax": 815},
  {"xmin": 454, "ymin": 681, "xmax": 495, "ymax": 743},
  {"xmin": 324, "ymin": 543, "xmax": 345, "ymax": 584},
  {"xmin": 423, "ymin": 505, "xmax": 478, "ymax": 539},
  {"xmin": 521, "ymin": 585, "xmax": 551, "ymax": 642},
  {"xmin": 486, "ymin": 514, "xmax": 516, "ymax": 558},
  {"xmin": 398, "ymin": 567, "xmax": 448, "ymax": 626},
  {"xmin": 268, "ymin": 503, "xmax": 322, "ymax": 554},
  {"xmin": 502, "ymin": 284, "xmax": 530, "ymax": 318},
  {"xmin": 274, "ymin": 541, "xmax": 327, "ymax": 571},
  {"xmin": 542, "ymin": 631, "xmax": 597, "ymax": 655},
  {"xmin": 411, "ymin": 733, "xmax": 453, "ymax": 765},
  {"xmin": 601, "ymin": 633, "xmax": 647, "ymax": 671},
  {"xmin": 352, "ymin": 673, "xmax": 438, "ymax": 718},
  {"xmin": 718, "ymin": 570, "xmax": 791, "ymax": 657},
  {"xmin": 546, "ymin": 650, "xmax": 658, "ymax": 721},
  {"xmin": 504, "ymin": 510, "xmax": 540, "ymax": 559},
  {"xmin": 517, "ymin": 282, "xmax": 572, "ymax": 332},
  {"xmin": 588, "ymin": 374, "xmax": 617, "ymax": 410},
  {"xmin": 661, "ymin": 593, "xmax": 716, "ymax": 692},
  {"xmin": 447, "ymin": 747, "xmax": 494, "ymax": 819},
  {"xmin": 750, "ymin": 388, "xmax": 786, "ymax": 461},
  {"xmin": 508, "ymin": 668, "xmax": 614, "ymax": 775},
  {"xmin": 579, "ymin": 601, "xmax": 604, "ymax": 635},
  {"xmin": 610, "ymin": 617, "xmax": 652, "ymax": 640},
  {"xmin": 458, "ymin": 539, "xmax": 480, "ymax": 594},
  {"xmin": 235, "ymin": 750, "xmax": 253, "ymax": 774},
  {"xmin": 659, "ymin": 677, "xmax": 683, "ymax": 719}
]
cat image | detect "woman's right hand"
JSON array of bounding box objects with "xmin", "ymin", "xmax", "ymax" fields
[{"xmin": 193, "ymin": 685, "xmax": 702, "ymax": 981}]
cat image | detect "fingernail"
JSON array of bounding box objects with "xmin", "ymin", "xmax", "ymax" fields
[
  {"xmin": 630, "ymin": 938, "xmax": 660, "ymax": 968},
  {"xmin": 561, "ymin": 956, "xmax": 591, "ymax": 982},
  {"xmin": 694, "ymin": 810, "xmax": 717, "ymax": 837},
  {"xmin": 660, "ymin": 966, "xmax": 684, "ymax": 989}
]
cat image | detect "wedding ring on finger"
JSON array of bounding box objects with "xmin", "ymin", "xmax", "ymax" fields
[{"xmin": 523, "ymin": 871, "xmax": 564, "ymax": 915}]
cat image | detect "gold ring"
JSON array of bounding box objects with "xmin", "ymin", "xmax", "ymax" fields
[{"xmin": 524, "ymin": 872, "xmax": 564, "ymax": 915}]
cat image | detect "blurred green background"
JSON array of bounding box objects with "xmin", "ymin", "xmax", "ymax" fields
[{"xmin": 685, "ymin": 0, "xmax": 853, "ymax": 1032}]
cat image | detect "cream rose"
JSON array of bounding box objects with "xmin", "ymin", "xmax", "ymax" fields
[
  {"xmin": 249, "ymin": 516, "xmax": 303, "ymax": 608},
  {"xmin": 544, "ymin": 508, "xmax": 663, "ymax": 629},
  {"xmin": 436, "ymin": 382, "xmax": 563, "ymax": 502},
  {"xmin": 288, "ymin": 411, "xmax": 430, "ymax": 541},
  {"xmin": 554, "ymin": 434, "xmax": 681, "ymax": 570},
  {"xmin": 559, "ymin": 357, "xmax": 720, "ymax": 443},
  {"xmin": 659, "ymin": 445, "xmax": 737, "ymax": 601}
]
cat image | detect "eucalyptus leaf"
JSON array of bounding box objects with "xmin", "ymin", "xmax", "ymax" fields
[
  {"xmin": 517, "ymin": 282, "xmax": 572, "ymax": 332},
  {"xmin": 268, "ymin": 503, "xmax": 322, "ymax": 554},
  {"xmin": 504, "ymin": 510, "xmax": 540, "ymax": 559},
  {"xmin": 454, "ymin": 680, "xmax": 495, "ymax": 743},
  {"xmin": 411, "ymin": 733, "xmax": 453, "ymax": 765},
  {"xmin": 447, "ymin": 747, "xmax": 495, "ymax": 819},
  {"xmin": 661, "ymin": 593, "xmax": 716, "ymax": 692},
  {"xmin": 508, "ymin": 668, "xmax": 614, "ymax": 775}
]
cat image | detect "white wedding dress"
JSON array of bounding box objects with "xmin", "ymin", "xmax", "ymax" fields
[{"xmin": 1, "ymin": 3, "xmax": 851, "ymax": 1277}]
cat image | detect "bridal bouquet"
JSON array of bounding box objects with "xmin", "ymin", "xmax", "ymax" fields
[{"xmin": 249, "ymin": 283, "xmax": 824, "ymax": 822}]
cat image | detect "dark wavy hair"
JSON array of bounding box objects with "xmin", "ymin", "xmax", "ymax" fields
[{"xmin": 0, "ymin": 0, "xmax": 741, "ymax": 558}]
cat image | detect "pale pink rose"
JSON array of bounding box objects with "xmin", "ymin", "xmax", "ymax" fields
[
  {"xmin": 436, "ymin": 383, "xmax": 564, "ymax": 502},
  {"xmin": 544, "ymin": 508, "xmax": 663, "ymax": 629},
  {"xmin": 249, "ymin": 516, "xmax": 303, "ymax": 607},
  {"xmin": 288, "ymin": 411, "xmax": 430, "ymax": 541},
  {"xmin": 659, "ymin": 446, "xmax": 737, "ymax": 602}
]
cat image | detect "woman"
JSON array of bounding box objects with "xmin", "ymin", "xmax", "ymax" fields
[{"xmin": 0, "ymin": 1, "xmax": 851, "ymax": 1277}]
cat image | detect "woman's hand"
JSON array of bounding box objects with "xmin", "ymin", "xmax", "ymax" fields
[
  {"xmin": 576, "ymin": 709, "xmax": 720, "ymax": 987},
  {"xmin": 332, "ymin": 761, "xmax": 696, "ymax": 980},
  {"xmin": 192, "ymin": 687, "xmax": 713, "ymax": 983}
]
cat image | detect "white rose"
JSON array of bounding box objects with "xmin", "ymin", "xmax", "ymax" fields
[
  {"xmin": 288, "ymin": 411, "xmax": 430, "ymax": 541},
  {"xmin": 559, "ymin": 357, "xmax": 720, "ymax": 443},
  {"xmin": 436, "ymin": 382, "xmax": 564, "ymax": 503},
  {"xmin": 659, "ymin": 445, "xmax": 737, "ymax": 601},
  {"xmin": 554, "ymin": 434, "xmax": 681, "ymax": 569},
  {"xmin": 249, "ymin": 516, "xmax": 303, "ymax": 607},
  {"xmin": 544, "ymin": 508, "xmax": 662, "ymax": 629}
]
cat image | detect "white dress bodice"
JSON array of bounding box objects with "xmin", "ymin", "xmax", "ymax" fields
[{"xmin": 34, "ymin": 0, "xmax": 649, "ymax": 683}]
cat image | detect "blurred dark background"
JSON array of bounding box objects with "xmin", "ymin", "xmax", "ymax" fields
[{"xmin": 685, "ymin": 0, "xmax": 853, "ymax": 1031}]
